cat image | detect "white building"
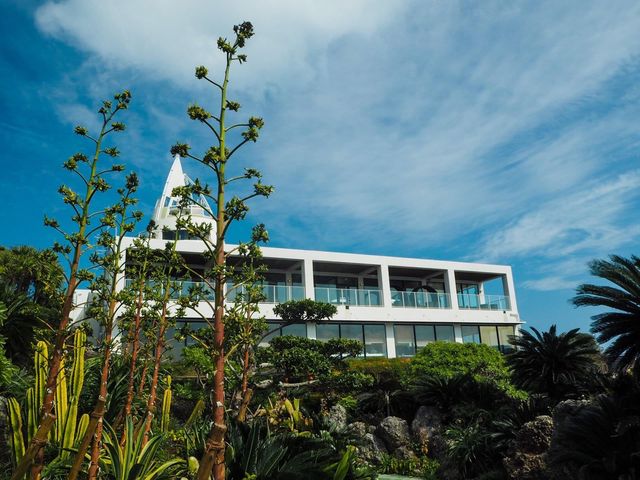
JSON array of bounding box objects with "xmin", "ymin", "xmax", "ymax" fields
[{"xmin": 80, "ymin": 156, "xmax": 522, "ymax": 358}]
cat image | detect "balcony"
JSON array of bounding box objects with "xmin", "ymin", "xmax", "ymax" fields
[
  {"xmin": 314, "ymin": 287, "xmax": 383, "ymax": 307},
  {"xmin": 227, "ymin": 284, "xmax": 306, "ymax": 304},
  {"xmin": 457, "ymin": 293, "xmax": 510, "ymax": 310},
  {"xmin": 391, "ymin": 290, "xmax": 451, "ymax": 309}
]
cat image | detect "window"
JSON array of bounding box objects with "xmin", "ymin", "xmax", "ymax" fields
[
  {"xmin": 364, "ymin": 324, "xmax": 386, "ymax": 357},
  {"xmin": 457, "ymin": 283, "xmax": 480, "ymax": 308},
  {"xmin": 480, "ymin": 325, "xmax": 500, "ymax": 349},
  {"xmin": 316, "ymin": 323, "xmax": 339, "ymax": 342},
  {"xmin": 394, "ymin": 325, "xmax": 416, "ymax": 357},
  {"xmin": 435, "ymin": 325, "xmax": 455, "ymax": 342},
  {"xmin": 497, "ymin": 326, "xmax": 516, "ymax": 353},
  {"xmin": 461, "ymin": 325, "xmax": 481, "ymax": 344},
  {"xmin": 415, "ymin": 325, "xmax": 435, "ymax": 350},
  {"xmin": 260, "ymin": 322, "xmax": 281, "ymax": 347},
  {"xmin": 282, "ymin": 323, "xmax": 307, "ymax": 337},
  {"xmin": 340, "ymin": 323, "xmax": 364, "ymax": 343}
]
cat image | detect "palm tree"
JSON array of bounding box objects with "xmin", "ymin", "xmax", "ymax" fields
[
  {"xmin": 506, "ymin": 325, "xmax": 601, "ymax": 401},
  {"xmin": 573, "ymin": 254, "xmax": 640, "ymax": 372}
]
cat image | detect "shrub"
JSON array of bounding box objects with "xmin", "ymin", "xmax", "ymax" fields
[
  {"xmin": 409, "ymin": 342, "xmax": 522, "ymax": 397},
  {"xmin": 346, "ymin": 357, "xmax": 411, "ymax": 389}
]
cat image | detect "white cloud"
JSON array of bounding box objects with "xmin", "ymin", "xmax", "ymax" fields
[{"xmin": 35, "ymin": 0, "xmax": 406, "ymax": 90}]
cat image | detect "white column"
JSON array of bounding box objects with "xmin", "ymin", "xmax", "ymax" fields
[
  {"xmin": 445, "ymin": 269, "xmax": 459, "ymax": 309},
  {"xmin": 385, "ymin": 323, "xmax": 396, "ymax": 358},
  {"xmin": 303, "ymin": 258, "xmax": 315, "ymax": 300},
  {"xmin": 379, "ymin": 264, "xmax": 392, "ymax": 307},
  {"xmin": 503, "ymin": 271, "xmax": 518, "ymax": 312},
  {"xmin": 307, "ymin": 322, "xmax": 317, "ymax": 340}
]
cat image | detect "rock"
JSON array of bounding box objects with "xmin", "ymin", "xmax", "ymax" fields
[
  {"xmin": 358, "ymin": 433, "xmax": 388, "ymax": 464},
  {"xmin": 411, "ymin": 405, "xmax": 442, "ymax": 451},
  {"xmin": 503, "ymin": 415, "xmax": 554, "ymax": 480},
  {"xmin": 367, "ymin": 424, "xmax": 377, "ymax": 434},
  {"xmin": 376, "ymin": 416, "xmax": 410, "ymax": 451},
  {"xmin": 394, "ymin": 445, "xmax": 419, "ymax": 461},
  {"xmin": 324, "ymin": 404, "xmax": 347, "ymax": 430},
  {"xmin": 347, "ymin": 421, "xmax": 367, "ymax": 437}
]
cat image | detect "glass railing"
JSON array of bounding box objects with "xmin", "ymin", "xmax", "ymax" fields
[
  {"xmin": 124, "ymin": 279, "xmax": 215, "ymax": 300},
  {"xmin": 391, "ymin": 291, "xmax": 450, "ymax": 309},
  {"xmin": 457, "ymin": 293, "xmax": 510, "ymax": 310},
  {"xmin": 314, "ymin": 287, "xmax": 383, "ymax": 307},
  {"xmin": 226, "ymin": 284, "xmax": 306, "ymax": 304}
]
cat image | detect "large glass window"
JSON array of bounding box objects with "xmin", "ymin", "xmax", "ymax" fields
[
  {"xmin": 461, "ymin": 325, "xmax": 481, "ymax": 344},
  {"xmin": 260, "ymin": 322, "xmax": 282, "ymax": 347},
  {"xmin": 480, "ymin": 325, "xmax": 500, "ymax": 349},
  {"xmin": 415, "ymin": 325, "xmax": 436, "ymax": 350},
  {"xmin": 316, "ymin": 323, "xmax": 339, "ymax": 342},
  {"xmin": 364, "ymin": 324, "xmax": 386, "ymax": 357},
  {"xmin": 394, "ymin": 325, "xmax": 416, "ymax": 357},
  {"xmin": 435, "ymin": 325, "xmax": 455, "ymax": 342},
  {"xmin": 340, "ymin": 323, "xmax": 364, "ymax": 343},
  {"xmin": 497, "ymin": 326, "xmax": 516, "ymax": 353},
  {"xmin": 457, "ymin": 283, "xmax": 480, "ymax": 308},
  {"xmin": 282, "ymin": 323, "xmax": 307, "ymax": 337}
]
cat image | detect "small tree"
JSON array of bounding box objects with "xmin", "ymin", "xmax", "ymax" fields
[
  {"xmin": 69, "ymin": 173, "xmax": 142, "ymax": 479},
  {"xmin": 12, "ymin": 91, "xmax": 131, "ymax": 480},
  {"xmin": 170, "ymin": 22, "xmax": 272, "ymax": 480}
]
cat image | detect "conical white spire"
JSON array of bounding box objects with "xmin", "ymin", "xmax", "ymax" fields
[{"xmin": 152, "ymin": 155, "xmax": 216, "ymax": 240}]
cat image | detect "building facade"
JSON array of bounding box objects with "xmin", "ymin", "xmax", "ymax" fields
[{"xmin": 76, "ymin": 156, "xmax": 522, "ymax": 358}]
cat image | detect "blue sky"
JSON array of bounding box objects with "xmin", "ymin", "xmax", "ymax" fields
[{"xmin": 1, "ymin": 0, "xmax": 639, "ymax": 334}]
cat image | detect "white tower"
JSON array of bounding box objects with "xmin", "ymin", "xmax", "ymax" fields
[{"xmin": 152, "ymin": 155, "xmax": 216, "ymax": 240}]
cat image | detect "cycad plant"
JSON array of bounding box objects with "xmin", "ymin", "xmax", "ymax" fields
[
  {"xmin": 100, "ymin": 418, "xmax": 183, "ymax": 480},
  {"xmin": 573, "ymin": 254, "xmax": 640, "ymax": 372},
  {"xmin": 506, "ymin": 325, "xmax": 601, "ymax": 402}
]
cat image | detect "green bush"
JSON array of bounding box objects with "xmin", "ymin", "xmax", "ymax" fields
[{"xmin": 346, "ymin": 357, "xmax": 411, "ymax": 389}]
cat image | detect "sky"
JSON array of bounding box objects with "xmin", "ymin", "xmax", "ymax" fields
[{"xmin": 1, "ymin": 0, "xmax": 639, "ymax": 334}]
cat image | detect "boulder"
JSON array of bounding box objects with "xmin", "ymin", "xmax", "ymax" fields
[
  {"xmin": 358, "ymin": 432, "xmax": 388, "ymax": 464},
  {"xmin": 376, "ymin": 416, "xmax": 410, "ymax": 451},
  {"xmin": 346, "ymin": 421, "xmax": 367, "ymax": 437},
  {"xmin": 503, "ymin": 415, "xmax": 554, "ymax": 480},
  {"xmin": 324, "ymin": 404, "xmax": 348, "ymax": 430},
  {"xmin": 411, "ymin": 405, "xmax": 442, "ymax": 451}
]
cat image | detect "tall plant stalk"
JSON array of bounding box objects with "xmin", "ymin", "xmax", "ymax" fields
[
  {"xmin": 12, "ymin": 91, "xmax": 131, "ymax": 480},
  {"xmin": 171, "ymin": 22, "xmax": 271, "ymax": 480}
]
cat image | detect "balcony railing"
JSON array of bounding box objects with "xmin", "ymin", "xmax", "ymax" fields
[
  {"xmin": 391, "ymin": 291, "xmax": 451, "ymax": 309},
  {"xmin": 457, "ymin": 293, "xmax": 510, "ymax": 310},
  {"xmin": 314, "ymin": 287, "xmax": 383, "ymax": 307},
  {"xmin": 227, "ymin": 284, "xmax": 305, "ymax": 304},
  {"xmin": 124, "ymin": 279, "xmax": 215, "ymax": 300}
]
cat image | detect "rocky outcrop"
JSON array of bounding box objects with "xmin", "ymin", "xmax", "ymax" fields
[
  {"xmin": 503, "ymin": 415, "xmax": 553, "ymax": 480},
  {"xmin": 411, "ymin": 405, "xmax": 442, "ymax": 453},
  {"xmin": 346, "ymin": 421, "xmax": 367, "ymax": 437},
  {"xmin": 358, "ymin": 432, "xmax": 388, "ymax": 464},
  {"xmin": 376, "ymin": 416, "xmax": 411, "ymax": 451}
]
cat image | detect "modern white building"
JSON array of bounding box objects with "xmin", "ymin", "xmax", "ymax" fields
[{"xmin": 78, "ymin": 156, "xmax": 522, "ymax": 358}]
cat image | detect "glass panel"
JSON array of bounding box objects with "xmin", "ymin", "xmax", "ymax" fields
[
  {"xmin": 260, "ymin": 322, "xmax": 281, "ymax": 347},
  {"xmin": 480, "ymin": 326, "xmax": 500, "ymax": 349},
  {"xmin": 415, "ymin": 325, "xmax": 435, "ymax": 351},
  {"xmin": 462, "ymin": 325, "xmax": 481, "ymax": 344},
  {"xmin": 435, "ymin": 325, "xmax": 455, "ymax": 342},
  {"xmin": 316, "ymin": 323, "xmax": 340, "ymax": 342},
  {"xmin": 281, "ymin": 323, "xmax": 307, "ymax": 337},
  {"xmin": 498, "ymin": 326, "xmax": 516, "ymax": 353},
  {"xmin": 340, "ymin": 324, "xmax": 363, "ymax": 342},
  {"xmin": 364, "ymin": 324, "xmax": 386, "ymax": 357},
  {"xmin": 394, "ymin": 324, "xmax": 415, "ymax": 357}
]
